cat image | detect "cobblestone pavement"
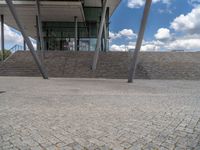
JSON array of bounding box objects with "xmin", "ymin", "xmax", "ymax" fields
[{"xmin": 0, "ymin": 77, "xmax": 200, "ymax": 150}]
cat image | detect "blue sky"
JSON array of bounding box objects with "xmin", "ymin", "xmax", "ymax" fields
[
  {"xmin": 109, "ymin": 0, "xmax": 200, "ymax": 51},
  {"xmin": 1, "ymin": 0, "xmax": 200, "ymax": 52},
  {"xmin": 110, "ymin": 0, "xmax": 193, "ymax": 39}
]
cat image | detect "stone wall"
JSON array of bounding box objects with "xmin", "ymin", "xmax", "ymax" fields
[{"xmin": 0, "ymin": 51, "xmax": 200, "ymax": 80}]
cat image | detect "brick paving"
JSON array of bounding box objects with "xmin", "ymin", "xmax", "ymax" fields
[{"xmin": 0, "ymin": 77, "xmax": 200, "ymax": 150}]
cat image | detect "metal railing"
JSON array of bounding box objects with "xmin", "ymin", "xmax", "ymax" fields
[{"xmin": 9, "ymin": 44, "xmax": 23, "ymax": 52}]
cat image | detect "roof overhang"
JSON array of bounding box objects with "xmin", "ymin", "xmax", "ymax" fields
[
  {"xmin": 84, "ymin": 0, "xmax": 121, "ymax": 16},
  {"xmin": 0, "ymin": 1, "xmax": 85, "ymax": 37},
  {"xmin": 0, "ymin": 0, "xmax": 121, "ymax": 38}
]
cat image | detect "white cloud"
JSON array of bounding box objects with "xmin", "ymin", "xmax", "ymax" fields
[
  {"xmin": 119, "ymin": 29, "xmax": 136, "ymax": 39},
  {"xmin": 110, "ymin": 44, "xmax": 127, "ymax": 51},
  {"xmin": 110, "ymin": 42, "xmax": 136, "ymax": 51},
  {"xmin": 109, "ymin": 29, "xmax": 137, "ymax": 41},
  {"xmin": 0, "ymin": 24, "xmax": 23, "ymax": 48},
  {"xmin": 153, "ymin": 34, "xmax": 200, "ymax": 51},
  {"xmin": 110, "ymin": 40, "xmax": 161, "ymax": 52},
  {"xmin": 166, "ymin": 36, "xmax": 200, "ymax": 51},
  {"xmin": 109, "ymin": 31, "xmax": 117, "ymax": 40},
  {"xmin": 0, "ymin": 24, "xmax": 36, "ymax": 50},
  {"xmin": 170, "ymin": 7, "xmax": 200, "ymax": 34},
  {"xmin": 110, "ymin": 37, "xmax": 200, "ymax": 52},
  {"xmin": 154, "ymin": 28, "xmax": 171, "ymax": 40},
  {"xmin": 141, "ymin": 44, "xmax": 160, "ymax": 51},
  {"xmin": 127, "ymin": 0, "xmax": 145, "ymax": 8},
  {"xmin": 167, "ymin": 6, "xmax": 200, "ymax": 51},
  {"xmin": 127, "ymin": 0, "xmax": 172, "ymax": 8},
  {"xmin": 141, "ymin": 40, "xmax": 162, "ymax": 51},
  {"xmin": 109, "ymin": 31, "xmax": 121, "ymax": 41}
]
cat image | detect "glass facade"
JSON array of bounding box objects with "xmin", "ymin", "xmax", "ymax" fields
[
  {"xmin": 42, "ymin": 6, "xmax": 109, "ymax": 51},
  {"xmin": 0, "ymin": 0, "xmax": 110, "ymax": 51}
]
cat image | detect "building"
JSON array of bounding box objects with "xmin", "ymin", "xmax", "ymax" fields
[
  {"xmin": 0, "ymin": 0, "xmax": 121, "ymax": 51},
  {"xmin": 0, "ymin": 0, "xmax": 152, "ymax": 82}
]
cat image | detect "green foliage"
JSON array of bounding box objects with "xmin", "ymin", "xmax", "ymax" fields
[{"xmin": 0, "ymin": 50, "xmax": 12, "ymax": 61}]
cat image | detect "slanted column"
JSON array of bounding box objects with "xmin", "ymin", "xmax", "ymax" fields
[
  {"xmin": 103, "ymin": 22, "xmax": 107, "ymax": 52},
  {"xmin": 74, "ymin": 16, "xmax": 78, "ymax": 51},
  {"xmin": 36, "ymin": 0, "xmax": 45, "ymax": 58},
  {"xmin": 92, "ymin": 0, "xmax": 108, "ymax": 70},
  {"xmin": 102, "ymin": 1, "xmax": 108, "ymax": 52},
  {"xmin": 128, "ymin": 0, "xmax": 152, "ymax": 83},
  {"xmin": 5, "ymin": 0, "xmax": 48, "ymax": 79},
  {"xmin": 1, "ymin": 15, "xmax": 4, "ymax": 61},
  {"xmin": 36, "ymin": 16, "xmax": 40, "ymax": 50}
]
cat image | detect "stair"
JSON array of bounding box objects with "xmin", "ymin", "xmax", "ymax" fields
[
  {"xmin": 0, "ymin": 51, "xmax": 200, "ymax": 80},
  {"xmin": 139, "ymin": 52, "xmax": 200, "ymax": 80}
]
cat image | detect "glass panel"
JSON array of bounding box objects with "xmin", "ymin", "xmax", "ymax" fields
[
  {"xmin": 64, "ymin": 38, "xmax": 75, "ymax": 51},
  {"xmin": 90, "ymin": 38, "xmax": 97, "ymax": 51},
  {"xmin": 79, "ymin": 38, "xmax": 90, "ymax": 51},
  {"xmin": 41, "ymin": 5, "xmax": 109, "ymax": 51}
]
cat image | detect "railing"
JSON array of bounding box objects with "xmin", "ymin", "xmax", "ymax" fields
[{"xmin": 9, "ymin": 44, "xmax": 23, "ymax": 52}]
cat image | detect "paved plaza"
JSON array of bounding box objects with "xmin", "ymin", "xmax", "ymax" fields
[{"xmin": 0, "ymin": 77, "xmax": 200, "ymax": 150}]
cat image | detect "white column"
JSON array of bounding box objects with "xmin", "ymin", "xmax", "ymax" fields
[
  {"xmin": 103, "ymin": 22, "xmax": 107, "ymax": 52},
  {"xmin": 128, "ymin": 0, "xmax": 152, "ymax": 83},
  {"xmin": 92, "ymin": 0, "xmax": 108, "ymax": 70}
]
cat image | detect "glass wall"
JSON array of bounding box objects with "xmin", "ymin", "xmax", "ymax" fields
[{"xmin": 42, "ymin": 6, "xmax": 109, "ymax": 51}]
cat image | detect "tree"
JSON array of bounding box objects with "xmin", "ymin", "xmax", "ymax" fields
[{"xmin": 0, "ymin": 50, "xmax": 12, "ymax": 61}]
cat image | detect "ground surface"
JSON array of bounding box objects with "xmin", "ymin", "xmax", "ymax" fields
[{"xmin": 0, "ymin": 77, "xmax": 200, "ymax": 150}]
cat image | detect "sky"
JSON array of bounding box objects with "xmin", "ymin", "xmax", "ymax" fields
[
  {"xmin": 1, "ymin": 0, "xmax": 200, "ymax": 52},
  {"xmin": 109, "ymin": 0, "xmax": 200, "ymax": 51}
]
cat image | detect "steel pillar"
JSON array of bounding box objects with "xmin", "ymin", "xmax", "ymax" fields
[
  {"xmin": 92, "ymin": 0, "xmax": 108, "ymax": 70},
  {"xmin": 36, "ymin": 0, "xmax": 45, "ymax": 60},
  {"xmin": 1, "ymin": 15, "xmax": 4, "ymax": 61},
  {"xmin": 5, "ymin": 0, "xmax": 48, "ymax": 79},
  {"xmin": 103, "ymin": 22, "xmax": 107, "ymax": 52},
  {"xmin": 36, "ymin": 16, "xmax": 40, "ymax": 50},
  {"xmin": 128, "ymin": 0, "xmax": 152, "ymax": 83},
  {"xmin": 23, "ymin": 39, "xmax": 26, "ymax": 51},
  {"xmin": 101, "ymin": 0, "xmax": 108, "ymax": 52},
  {"xmin": 74, "ymin": 16, "xmax": 78, "ymax": 51}
]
